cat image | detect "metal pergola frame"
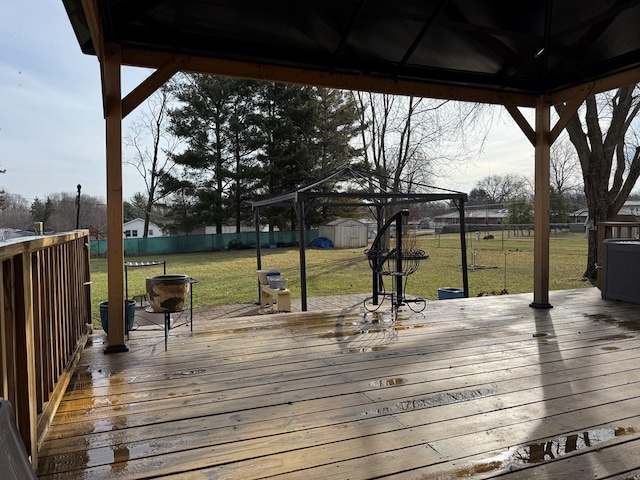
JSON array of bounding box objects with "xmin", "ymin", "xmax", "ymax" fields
[{"xmin": 253, "ymin": 181, "xmax": 469, "ymax": 311}]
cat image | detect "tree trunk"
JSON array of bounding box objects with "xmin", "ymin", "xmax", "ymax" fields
[{"xmin": 558, "ymin": 86, "xmax": 640, "ymax": 282}]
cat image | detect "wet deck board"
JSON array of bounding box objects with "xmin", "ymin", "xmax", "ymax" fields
[{"xmin": 36, "ymin": 288, "xmax": 640, "ymax": 479}]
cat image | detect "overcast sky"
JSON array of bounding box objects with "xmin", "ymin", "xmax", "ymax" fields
[{"xmin": 1, "ymin": 0, "xmax": 536, "ymax": 206}]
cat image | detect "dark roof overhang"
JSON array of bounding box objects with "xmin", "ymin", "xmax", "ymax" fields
[{"xmin": 63, "ymin": 0, "xmax": 640, "ymax": 108}]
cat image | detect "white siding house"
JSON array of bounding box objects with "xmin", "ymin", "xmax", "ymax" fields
[
  {"xmin": 318, "ymin": 218, "xmax": 367, "ymax": 248},
  {"xmin": 123, "ymin": 218, "xmax": 163, "ymax": 238}
]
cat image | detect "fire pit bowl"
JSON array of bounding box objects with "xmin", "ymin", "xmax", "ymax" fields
[{"xmin": 146, "ymin": 274, "xmax": 191, "ymax": 313}]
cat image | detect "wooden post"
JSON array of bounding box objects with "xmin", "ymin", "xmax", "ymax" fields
[
  {"xmin": 530, "ymin": 97, "xmax": 552, "ymax": 309},
  {"xmin": 20, "ymin": 251, "xmax": 38, "ymax": 469},
  {"xmin": 103, "ymin": 44, "xmax": 128, "ymax": 353}
]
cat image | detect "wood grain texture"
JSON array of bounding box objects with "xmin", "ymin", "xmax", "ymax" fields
[{"xmin": 37, "ymin": 288, "xmax": 640, "ymax": 479}]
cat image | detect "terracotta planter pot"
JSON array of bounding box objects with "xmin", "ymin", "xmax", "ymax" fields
[{"xmin": 146, "ymin": 274, "xmax": 191, "ymax": 313}]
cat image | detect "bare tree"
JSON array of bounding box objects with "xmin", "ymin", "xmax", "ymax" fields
[
  {"xmin": 0, "ymin": 192, "xmax": 31, "ymax": 230},
  {"xmin": 354, "ymin": 93, "xmax": 491, "ymax": 196},
  {"xmin": 39, "ymin": 192, "xmax": 106, "ymax": 232},
  {"xmin": 472, "ymin": 173, "xmax": 532, "ymax": 205},
  {"xmin": 353, "ymin": 92, "xmax": 492, "ymax": 251},
  {"xmin": 557, "ymin": 85, "xmax": 640, "ymax": 281},
  {"xmin": 125, "ymin": 87, "xmax": 180, "ymax": 237},
  {"xmin": 550, "ymin": 137, "xmax": 582, "ymax": 196}
]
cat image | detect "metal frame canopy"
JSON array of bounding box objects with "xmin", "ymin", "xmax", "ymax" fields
[
  {"xmin": 252, "ymin": 167, "xmax": 470, "ymax": 311},
  {"xmin": 61, "ymin": 0, "xmax": 640, "ymax": 351}
]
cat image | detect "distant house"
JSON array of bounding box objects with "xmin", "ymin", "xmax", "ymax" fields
[
  {"xmin": 123, "ymin": 218, "xmax": 163, "ymax": 238},
  {"xmin": 318, "ymin": 218, "xmax": 368, "ymax": 248},
  {"xmin": 432, "ymin": 207, "xmax": 508, "ymax": 227},
  {"xmin": 204, "ymin": 225, "xmax": 255, "ymax": 234},
  {"xmin": 614, "ymin": 200, "xmax": 640, "ymax": 222},
  {"xmin": 568, "ymin": 208, "xmax": 588, "ymax": 224},
  {"xmin": 569, "ymin": 200, "xmax": 640, "ymax": 228}
]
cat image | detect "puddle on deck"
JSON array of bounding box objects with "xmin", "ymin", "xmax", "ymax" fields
[
  {"xmin": 592, "ymin": 333, "xmax": 635, "ymax": 342},
  {"xmin": 75, "ymin": 442, "xmax": 150, "ymax": 471},
  {"xmin": 453, "ymin": 426, "xmax": 637, "ymax": 477},
  {"xmin": 199, "ymin": 313, "xmax": 346, "ymax": 336},
  {"xmin": 67, "ymin": 366, "xmax": 122, "ymax": 394},
  {"xmin": 584, "ymin": 312, "xmax": 640, "ymax": 332},
  {"xmin": 317, "ymin": 313, "xmax": 428, "ymax": 354},
  {"xmin": 510, "ymin": 427, "xmax": 636, "ymax": 464}
]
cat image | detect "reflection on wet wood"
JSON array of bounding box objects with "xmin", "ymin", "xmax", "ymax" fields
[{"xmin": 36, "ymin": 288, "xmax": 640, "ymax": 479}]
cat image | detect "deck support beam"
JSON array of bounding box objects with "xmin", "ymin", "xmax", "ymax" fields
[
  {"xmin": 530, "ymin": 97, "xmax": 552, "ymax": 308},
  {"xmin": 94, "ymin": 46, "xmax": 177, "ymax": 351},
  {"xmin": 502, "ymin": 91, "xmax": 584, "ymax": 309},
  {"xmin": 103, "ymin": 43, "xmax": 128, "ymax": 353}
]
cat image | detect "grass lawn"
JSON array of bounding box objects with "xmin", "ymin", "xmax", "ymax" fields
[{"xmin": 89, "ymin": 230, "xmax": 592, "ymax": 326}]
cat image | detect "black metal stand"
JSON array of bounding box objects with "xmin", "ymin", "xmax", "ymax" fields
[
  {"xmin": 144, "ymin": 307, "xmax": 186, "ymax": 351},
  {"xmin": 365, "ymin": 209, "xmax": 427, "ymax": 318},
  {"xmin": 142, "ymin": 278, "xmax": 198, "ymax": 351}
]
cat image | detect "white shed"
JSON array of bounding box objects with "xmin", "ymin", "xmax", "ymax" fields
[{"xmin": 318, "ymin": 218, "xmax": 367, "ymax": 248}]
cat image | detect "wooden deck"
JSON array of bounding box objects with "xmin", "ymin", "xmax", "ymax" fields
[{"xmin": 36, "ymin": 288, "xmax": 640, "ymax": 479}]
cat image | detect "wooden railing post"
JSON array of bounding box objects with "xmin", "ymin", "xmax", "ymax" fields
[{"xmin": 20, "ymin": 250, "xmax": 38, "ymax": 467}]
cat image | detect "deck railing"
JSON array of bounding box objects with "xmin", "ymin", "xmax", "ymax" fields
[
  {"xmin": 597, "ymin": 221, "xmax": 640, "ymax": 287},
  {"xmin": 0, "ymin": 230, "xmax": 92, "ymax": 469}
]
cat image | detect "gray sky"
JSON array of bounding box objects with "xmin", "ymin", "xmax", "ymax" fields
[{"xmin": 1, "ymin": 0, "xmax": 535, "ymax": 205}]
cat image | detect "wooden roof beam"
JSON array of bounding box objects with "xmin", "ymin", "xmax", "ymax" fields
[
  {"xmin": 120, "ymin": 48, "xmax": 538, "ymax": 107},
  {"xmin": 81, "ymin": 0, "xmax": 107, "ymax": 116},
  {"xmin": 550, "ymin": 83, "xmax": 594, "ymax": 143},
  {"xmin": 500, "ymin": 93, "xmax": 536, "ymax": 146},
  {"xmin": 80, "ymin": 0, "xmax": 104, "ymax": 60},
  {"xmin": 549, "ymin": 65, "xmax": 640, "ymax": 106},
  {"xmin": 501, "ymin": 80, "xmax": 597, "ymax": 148},
  {"xmin": 122, "ymin": 58, "xmax": 180, "ymax": 118}
]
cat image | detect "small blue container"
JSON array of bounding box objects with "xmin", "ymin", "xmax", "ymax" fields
[
  {"xmin": 437, "ymin": 287, "xmax": 465, "ymax": 300},
  {"xmin": 99, "ymin": 300, "xmax": 136, "ymax": 333}
]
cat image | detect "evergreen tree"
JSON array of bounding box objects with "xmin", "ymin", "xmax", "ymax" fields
[
  {"xmin": 304, "ymin": 88, "xmax": 362, "ymax": 227},
  {"xmin": 226, "ymin": 81, "xmax": 263, "ymax": 232},
  {"xmin": 167, "ymin": 76, "xmax": 361, "ymax": 232},
  {"xmin": 30, "ymin": 197, "xmax": 53, "ymax": 224},
  {"xmin": 549, "ymin": 187, "xmax": 570, "ymax": 223},
  {"xmin": 253, "ymin": 83, "xmax": 360, "ymax": 230},
  {"xmin": 123, "ymin": 193, "xmax": 148, "ymax": 223},
  {"xmin": 506, "ymin": 197, "xmax": 533, "ymax": 225},
  {"xmin": 168, "ymin": 75, "xmax": 239, "ymax": 233}
]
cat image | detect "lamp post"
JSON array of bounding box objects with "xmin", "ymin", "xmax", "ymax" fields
[{"xmin": 75, "ymin": 184, "xmax": 81, "ymax": 229}]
